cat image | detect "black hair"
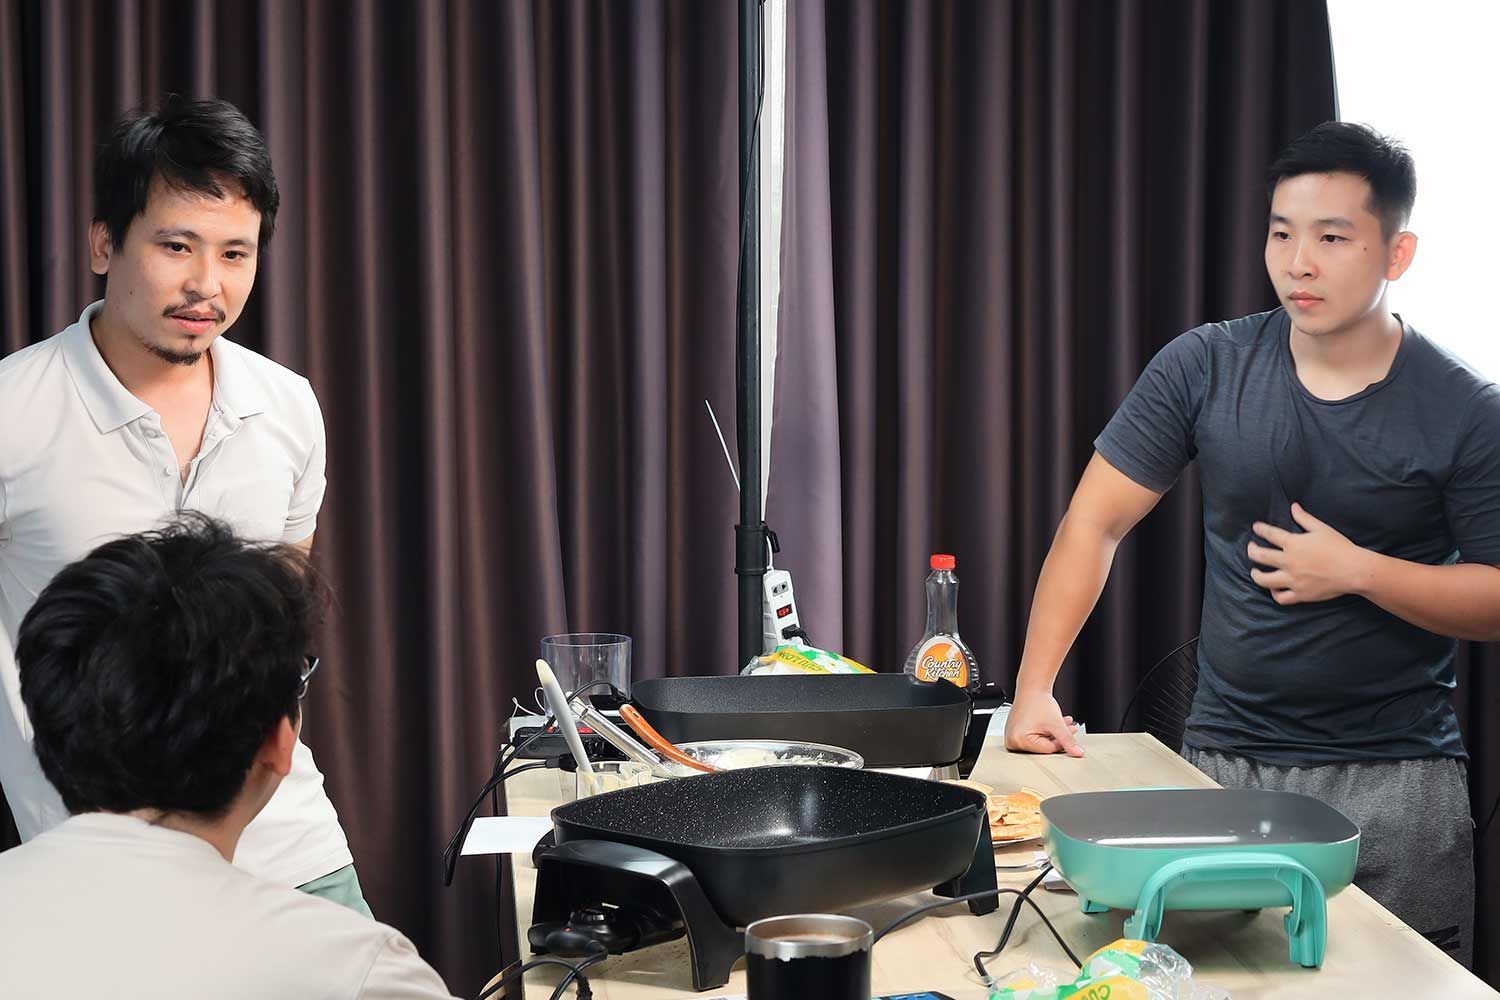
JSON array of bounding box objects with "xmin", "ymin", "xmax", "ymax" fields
[
  {"xmin": 93, "ymin": 96, "xmax": 280, "ymax": 252},
  {"xmin": 1266, "ymin": 121, "xmax": 1416, "ymax": 242},
  {"xmin": 16, "ymin": 515, "xmax": 324, "ymax": 819}
]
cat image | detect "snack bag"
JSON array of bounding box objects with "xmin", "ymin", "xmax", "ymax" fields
[
  {"xmin": 741, "ymin": 643, "xmax": 874, "ymax": 675},
  {"xmin": 989, "ymin": 940, "xmax": 1229, "ymax": 1000}
]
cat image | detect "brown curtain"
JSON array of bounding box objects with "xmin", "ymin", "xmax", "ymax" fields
[
  {"xmin": 770, "ymin": 0, "xmax": 1339, "ymax": 724},
  {"xmin": 0, "ymin": 0, "xmax": 743, "ymax": 992},
  {"xmin": 770, "ymin": 0, "xmax": 1500, "ymax": 985}
]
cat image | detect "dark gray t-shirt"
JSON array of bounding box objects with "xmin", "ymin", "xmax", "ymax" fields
[{"xmin": 1096, "ymin": 308, "xmax": 1500, "ymax": 765}]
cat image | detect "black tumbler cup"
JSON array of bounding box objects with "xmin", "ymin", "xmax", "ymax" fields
[{"xmin": 745, "ymin": 914, "xmax": 873, "ymax": 999}]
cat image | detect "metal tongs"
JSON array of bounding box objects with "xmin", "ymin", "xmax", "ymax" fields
[
  {"xmin": 536, "ymin": 659, "xmax": 712, "ymax": 780},
  {"xmin": 567, "ymin": 694, "xmax": 688, "ymax": 779}
]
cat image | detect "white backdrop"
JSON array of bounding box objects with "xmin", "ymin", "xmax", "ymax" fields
[{"xmin": 1328, "ymin": 0, "xmax": 1500, "ymax": 378}]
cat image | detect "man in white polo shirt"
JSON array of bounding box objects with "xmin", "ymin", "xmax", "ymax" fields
[{"xmin": 0, "ymin": 97, "xmax": 363, "ymax": 908}]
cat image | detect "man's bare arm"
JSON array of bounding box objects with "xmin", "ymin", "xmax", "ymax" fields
[{"xmin": 1004, "ymin": 453, "xmax": 1165, "ymax": 756}]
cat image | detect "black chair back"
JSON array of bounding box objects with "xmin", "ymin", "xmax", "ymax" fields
[{"xmin": 1117, "ymin": 636, "xmax": 1200, "ymax": 752}]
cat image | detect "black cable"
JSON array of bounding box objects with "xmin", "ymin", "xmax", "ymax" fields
[
  {"xmin": 471, "ymin": 942, "xmax": 608, "ymax": 1000},
  {"xmin": 782, "ymin": 624, "xmax": 812, "ymax": 646},
  {"xmin": 547, "ymin": 946, "xmax": 608, "ymax": 999},
  {"xmin": 473, "ymin": 955, "xmax": 591, "ymax": 1000},
  {"xmin": 458, "ymin": 682, "xmax": 624, "ymax": 994},
  {"xmin": 988, "ymin": 867, "xmax": 1049, "ymax": 957},
  {"xmin": 973, "ymin": 867, "xmax": 1082, "ymax": 981},
  {"xmin": 446, "ymin": 679, "xmax": 627, "ymax": 886},
  {"xmin": 872, "ymin": 888, "xmax": 1013, "ymax": 944},
  {"xmin": 444, "ymin": 757, "xmax": 552, "ymax": 885},
  {"xmin": 976, "ymin": 868, "xmax": 1047, "ymax": 970},
  {"xmin": 489, "ymin": 744, "xmax": 507, "ymax": 958},
  {"xmin": 872, "ymin": 866, "xmax": 1080, "ymax": 972},
  {"xmin": 971, "ymin": 890, "xmax": 1080, "ymax": 981}
]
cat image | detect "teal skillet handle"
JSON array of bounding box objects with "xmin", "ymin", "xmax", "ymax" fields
[{"xmin": 1122, "ymin": 851, "xmax": 1327, "ymax": 968}]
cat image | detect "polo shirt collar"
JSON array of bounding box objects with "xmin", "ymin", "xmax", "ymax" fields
[
  {"xmin": 207, "ymin": 335, "xmax": 269, "ymax": 422},
  {"xmin": 60, "ymin": 301, "xmax": 152, "ymax": 434},
  {"xmin": 60, "ymin": 300, "xmax": 270, "ymax": 433}
]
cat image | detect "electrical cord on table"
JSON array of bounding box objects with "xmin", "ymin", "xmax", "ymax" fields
[
  {"xmin": 972, "ymin": 866, "xmax": 1082, "ymax": 983},
  {"xmin": 871, "ymin": 889, "xmax": 1014, "ymax": 944},
  {"xmin": 873, "ymin": 863, "xmax": 1082, "ymax": 988},
  {"xmin": 472, "ymin": 944, "xmax": 607, "ymax": 1000},
  {"xmin": 546, "ymin": 946, "xmax": 609, "ymax": 1000}
]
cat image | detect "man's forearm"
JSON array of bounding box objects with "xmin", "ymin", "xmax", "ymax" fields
[
  {"xmin": 1014, "ymin": 514, "xmax": 1122, "ymax": 695},
  {"xmin": 1350, "ymin": 551, "xmax": 1500, "ymax": 642}
]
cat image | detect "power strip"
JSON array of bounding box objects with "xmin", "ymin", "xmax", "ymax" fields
[
  {"xmin": 761, "ymin": 568, "xmax": 804, "ymax": 652},
  {"xmin": 506, "ymin": 708, "xmax": 620, "ymax": 742}
]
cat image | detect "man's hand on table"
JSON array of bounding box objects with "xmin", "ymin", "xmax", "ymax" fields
[{"xmin": 1004, "ymin": 690, "xmax": 1084, "ymax": 757}]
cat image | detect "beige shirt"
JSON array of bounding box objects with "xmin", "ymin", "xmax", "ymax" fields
[
  {"xmin": 0, "ymin": 813, "xmax": 457, "ymax": 1000},
  {"xmin": 0, "ymin": 302, "xmax": 351, "ymax": 886}
]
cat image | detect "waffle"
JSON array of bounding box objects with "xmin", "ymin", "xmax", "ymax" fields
[{"xmin": 943, "ymin": 779, "xmax": 1047, "ymax": 842}]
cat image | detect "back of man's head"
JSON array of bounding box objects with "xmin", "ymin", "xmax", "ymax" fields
[{"xmin": 16, "ymin": 514, "xmax": 323, "ymax": 819}]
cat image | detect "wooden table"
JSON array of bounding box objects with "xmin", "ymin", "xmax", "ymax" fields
[{"xmin": 496, "ymin": 730, "xmax": 1497, "ymax": 998}]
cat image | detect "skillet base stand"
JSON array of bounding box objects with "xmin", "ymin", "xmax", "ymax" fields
[
  {"xmin": 529, "ymin": 838, "xmax": 743, "ymax": 992},
  {"xmin": 528, "ymin": 828, "xmax": 1001, "ymax": 991},
  {"xmin": 933, "ymin": 822, "xmax": 1000, "ymax": 915}
]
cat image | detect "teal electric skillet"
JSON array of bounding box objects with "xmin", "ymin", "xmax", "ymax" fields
[{"xmin": 1041, "ymin": 788, "xmax": 1360, "ymax": 968}]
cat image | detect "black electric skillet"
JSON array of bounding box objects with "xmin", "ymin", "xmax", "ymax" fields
[
  {"xmin": 628, "ymin": 673, "xmax": 971, "ymax": 768},
  {"xmin": 550, "ymin": 764, "xmax": 989, "ymax": 926}
]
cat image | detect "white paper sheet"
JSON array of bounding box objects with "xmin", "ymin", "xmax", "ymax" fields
[
  {"xmin": 870, "ymin": 765, "xmax": 935, "ymax": 780},
  {"xmin": 459, "ymin": 816, "xmax": 554, "ymax": 856}
]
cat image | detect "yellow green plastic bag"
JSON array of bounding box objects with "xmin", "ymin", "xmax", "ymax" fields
[
  {"xmin": 988, "ymin": 939, "xmax": 1228, "ymax": 1000},
  {"xmin": 742, "ymin": 643, "xmax": 873, "ymax": 675}
]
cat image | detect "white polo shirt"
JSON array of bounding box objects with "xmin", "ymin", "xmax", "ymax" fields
[
  {"xmin": 0, "ymin": 813, "xmax": 457, "ymax": 1000},
  {"xmin": 0, "ymin": 301, "xmax": 353, "ymax": 887}
]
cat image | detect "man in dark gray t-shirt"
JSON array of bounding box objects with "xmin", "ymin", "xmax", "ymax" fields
[
  {"xmin": 1004, "ymin": 122, "xmax": 1500, "ymax": 968},
  {"xmin": 1098, "ymin": 307, "xmax": 1500, "ymax": 765}
]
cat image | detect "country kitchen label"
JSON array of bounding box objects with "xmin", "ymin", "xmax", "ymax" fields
[{"xmin": 913, "ymin": 637, "xmax": 973, "ymax": 688}]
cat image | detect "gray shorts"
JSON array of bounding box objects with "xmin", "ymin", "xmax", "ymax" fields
[{"xmin": 1182, "ymin": 747, "xmax": 1473, "ymax": 969}]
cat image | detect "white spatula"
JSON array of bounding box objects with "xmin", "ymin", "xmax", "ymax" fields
[{"xmin": 536, "ymin": 658, "xmax": 598, "ymax": 795}]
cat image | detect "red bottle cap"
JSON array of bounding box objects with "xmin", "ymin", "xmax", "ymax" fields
[{"xmin": 930, "ymin": 554, "xmax": 956, "ymax": 571}]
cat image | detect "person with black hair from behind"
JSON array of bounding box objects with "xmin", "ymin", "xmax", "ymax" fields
[
  {"xmin": 0, "ymin": 96, "xmax": 365, "ymax": 910},
  {"xmin": 0, "ymin": 515, "xmax": 459, "ymax": 998}
]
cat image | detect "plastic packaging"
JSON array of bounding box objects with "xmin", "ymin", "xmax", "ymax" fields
[
  {"xmin": 742, "ymin": 643, "xmax": 874, "ymax": 676},
  {"xmin": 988, "ymin": 939, "xmax": 1230, "ymax": 1000}
]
